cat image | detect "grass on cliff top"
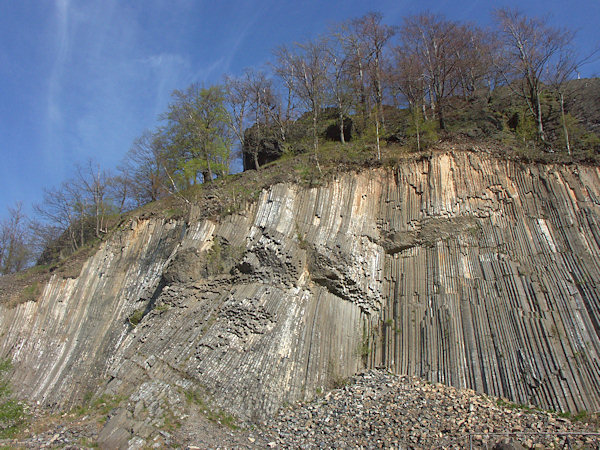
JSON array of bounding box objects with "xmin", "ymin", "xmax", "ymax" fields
[
  {"xmin": 132, "ymin": 139, "xmax": 430, "ymax": 222},
  {"xmin": 0, "ymin": 235, "xmax": 107, "ymax": 307},
  {"xmin": 2, "ymin": 133, "xmax": 597, "ymax": 308},
  {"xmin": 134, "ymin": 133, "xmax": 599, "ymax": 224}
]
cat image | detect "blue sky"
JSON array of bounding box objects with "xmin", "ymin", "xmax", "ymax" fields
[{"xmin": 1, "ymin": 0, "xmax": 599, "ymax": 217}]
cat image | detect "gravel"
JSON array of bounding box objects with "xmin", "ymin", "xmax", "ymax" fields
[{"xmin": 259, "ymin": 370, "xmax": 600, "ymax": 449}]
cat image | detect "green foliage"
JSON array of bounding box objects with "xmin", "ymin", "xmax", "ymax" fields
[
  {"xmin": 206, "ymin": 239, "xmax": 223, "ymax": 275},
  {"xmin": 205, "ymin": 237, "xmax": 245, "ymax": 277},
  {"xmin": 515, "ymin": 109, "xmax": 538, "ymax": 145},
  {"xmin": 92, "ymin": 394, "xmax": 124, "ymax": 416},
  {"xmin": 0, "ymin": 359, "xmax": 26, "ymax": 438},
  {"xmin": 580, "ymin": 132, "xmax": 600, "ymax": 156},
  {"xmin": 164, "ymin": 83, "xmax": 232, "ymax": 186},
  {"xmin": 358, "ymin": 325, "xmax": 371, "ymax": 366},
  {"xmin": 77, "ymin": 437, "xmax": 100, "ymax": 448},
  {"xmin": 71, "ymin": 393, "xmax": 124, "ymax": 418},
  {"xmin": 162, "ymin": 409, "xmax": 183, "ymax": 431},
  {"xmin": 184, "ymin": 388, "xmax": 239, "ymax": 430},
  {"xmin": 557, "ymin": 410, "xmax": 600, "ymax": 427},
  {"xmin": 560, "ymin": 113, "xmax": 600, "ymax": 157},
  {"xmin": 128, "ymin": 308, "xmax": 145, "ymax": 327},
  {"xmin": 224, "ymin": 183, "xmax": 261, "ymax": 214},
  {"xmin": 19, "ymin": 282, "xmax": 40, "ymax": 303},
  {"xmin": 295, "ymin": 224, "xmax": 308, "ymax": 250},
  {"xmin": 405, "ymin": 110, "xmax": 438, "ymax": 151},
  {"xmin": 496, "ymin": 397, "xmax": 539, "ymax": 413}
]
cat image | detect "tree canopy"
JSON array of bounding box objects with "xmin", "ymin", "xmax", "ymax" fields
[{"xmin": 2, "ymin": 8, "xmax": 598, "ymax": 272}]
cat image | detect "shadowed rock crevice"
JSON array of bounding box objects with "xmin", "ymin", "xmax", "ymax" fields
[{"xmin": 307, "ymin": 245, "xmax": 380, "ymax": 314}]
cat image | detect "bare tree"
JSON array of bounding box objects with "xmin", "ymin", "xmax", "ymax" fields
[
  {"xmin": 107, "ymin": 169, "xmax": 135, "ymax": 215},
  {"xmin": 123, "ymin": 130, "xmax": 171, "ymax": 205},
  {"xmin": 494, "ymin": 8, "xmax": 575, "ymax": 143},
  {"xmin": 351, "ymin": 12, "xmax": 395, "ymax": 131},
  {"xmin": 34, "ymin": 181, "xmax": 85, "ymax": 253},
  {"xmin": 335, "ymin": 19, "xmax": 371, "ymax": 133},
  {"xmin": 274, "ymin": 39, "xmax": 330, "ymax": 172},
  {"xmin": 545, "ymin": 48, "xmax": 599, "ymax": 154},
  {"xmin": 546, "ymin": 52, "xmax": 578, "ymax": 154},
  {"xmin": 391, "ymin": 48, "xmax": 428, "ymax": 150},
  {"xmin": 454, "ymin": 24, "xmax": 496, "ymax": 100},
  {"xmin": 400, "ymin": 13, "xmax": 475, "ymax": 130},
  {"xmin": 75, "ymin": 160, "xmax": 111, "ymax": 238},
  {"xmin": 268, "ymin": 60, "xmax": 297, "ymax": 144},
  {"xmin": 28, "ymin": 219, "xmax": 61, "ymax": 263},
  {"xmin": 0, "ymin": 203, "xmax": 32, "ymax": 274},
  {"xmin": 323, "ymin": 34, "xmax": 353, "ymax": 144},
  {"xmin": 225, "ymin": 72, "xmax": 251, "ymax": 159},
  {"xmin": 249, "ymin": 71, "xmax": 276, "ymax": 169},
  {"xmin": 226, "ymin": 69, "xmax": 279, "ymax": 170}
]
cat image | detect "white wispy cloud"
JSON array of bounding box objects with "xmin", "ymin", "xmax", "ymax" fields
[
  {"xmin": 43, "ymin": 0, "xmax": 72, "ymax": 178},
  {"xmin": 47, "ymin": 0, "xmax": 70, "ymax": 126}
]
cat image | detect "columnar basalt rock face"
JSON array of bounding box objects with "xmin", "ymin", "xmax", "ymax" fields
[{"xmin": 0, "ymin": 151, "xmax": 599, "ymax": 443}]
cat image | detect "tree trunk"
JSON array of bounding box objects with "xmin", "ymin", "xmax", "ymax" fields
[
  {"xmin": 438, "ymin": 106, "xmax": 445, "ymax": 131},
  {"xmin": 254, "ymin": 120, "xmax": 262, "ymax": 170},
  {"xmin": 338, "ymin": 104, "xmax": 345, "ymax": 145},
  {"xmin": 80, "ymin": 214, "xmax": 85, "ymax": 248},
  {"xmin": 313, "ymin": 108, "xmax": 322, "ymax": 174},
  {"xmin": 559, "ymin": 92, "xmax": 571, "ymax": 155},
  {"xmin": 429, "ymin": 87, "xmax": 436, "ymax": 119},
  {"xmin": 375, "ymin": 112, "xmax": 381, "ymax": 161},
  {"xmin": 357, "ymin": 56, "xmax": 367, "ymax": 132},
  {"xmin": 375, "ymin": 55, "xmax": 385, "ymax": 130},
  {"xmin": 95, "ymin": 201, "xmax": 101, "ymax": 238},
  {"xmin": 415, "ymin": 108, "xmax": 421, "ymax": 152},
  {"xmin": 536, "ymin": 93, "xmax": 545, "ymax": 142},
  {"xmin": 69, "ymin": 229, "xmax": 77, "ymax": 253},
  {"xmin": 253, "ymin": 151, "xmax": 260, "ymax": 170},
  {"xmin": 206, "ymin": 160, "xmax": 213, "ymax": 182}
]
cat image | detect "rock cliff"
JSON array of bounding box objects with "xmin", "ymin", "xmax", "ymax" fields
[{"xmin": 1, "ymin": 151, "xmax": 599, "ymax": 445}]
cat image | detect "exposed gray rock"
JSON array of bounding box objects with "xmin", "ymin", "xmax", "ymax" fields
[
  {"xmin": 161, "ymin": 247, "xmax": 205, "ymax": 284},
  {"xmin": 0, "ymin": 151, "xmax": 599, "ymax": 446}
]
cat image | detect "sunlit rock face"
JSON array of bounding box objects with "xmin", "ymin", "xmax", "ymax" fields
[{"xmin": 1, "ymin": 151, "xmax": 600, "ymax": 427}]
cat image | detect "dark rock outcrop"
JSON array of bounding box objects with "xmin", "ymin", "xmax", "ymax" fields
[{"xmin": 242, "ymin": 128, "xmax": 285, "ymax": 171}]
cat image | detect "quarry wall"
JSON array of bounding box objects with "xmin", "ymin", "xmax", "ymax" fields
[{"xmin": 1, "ymin": 151, "xmax": 599, "ymax": 433}]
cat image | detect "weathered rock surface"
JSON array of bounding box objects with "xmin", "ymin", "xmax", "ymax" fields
[{"xmin": 1, "ymin": 151, "xmax": 600, "ymax": 446}]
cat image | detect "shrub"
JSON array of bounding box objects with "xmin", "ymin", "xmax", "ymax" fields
[
  {"xmin": 405, "ymin": 110, "xmax": 438, "ymax": 151},
  {"xmin": 0, "ymin": 359, "xmax": 26, "ymax": 438},
  {"xmin": 128, "ymin": 308, "xmax": 145, "ymax": 327}
]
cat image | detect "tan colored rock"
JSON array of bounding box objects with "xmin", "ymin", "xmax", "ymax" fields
[{"xmin": 0, "ymin": 151, "xmax": 598, "ymax": 443}]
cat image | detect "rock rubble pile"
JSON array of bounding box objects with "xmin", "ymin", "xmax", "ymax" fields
[
  {"xmin": 260, "ymin": 370, "xmax": 600, "ymax": 449},
  {"xmin": 2, "ymin": 370, "xmax": 599, "ymax": 448}
]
